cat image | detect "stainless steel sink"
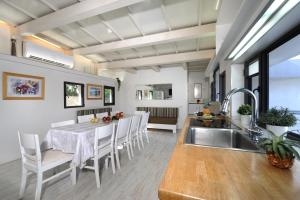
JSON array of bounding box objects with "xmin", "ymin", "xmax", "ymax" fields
[{"xmin": 185, "ymin": 127, "xmax": 264, "ymax": 153}]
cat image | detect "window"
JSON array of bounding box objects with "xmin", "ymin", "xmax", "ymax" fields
[
  {"xmin": 64, "ymin": 82, "xmax": 84, "ymax": 108},
  {"xmin": 219, "ymin": 71, "xmax": 226, "ymax": 103},
  {"xmin": 104, "ymin": 86, "xmax": 115, "ymax": 106},
  {"xmin": 245, "ymin": 59, "xmax": 260, "ymax": 112}
]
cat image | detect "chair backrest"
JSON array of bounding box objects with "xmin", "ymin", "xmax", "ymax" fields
[
  {"xmin": 134, "ymin": 111, "xmax": 145, "ymax": 115},
  {"xmin": 94, "ymin": 124, "xmax": 115, "ymax": 152},
  {"xmin": 18, "ymin": 131, "xmax": 41, "ymax": 167},
  {"xmin": 51, "ymin": 120, "xmax": 75, "ymax": 128},
  {"xmin": 115, "ymin": 117, "xmax": 132, "ymax": 140},
  {"xmin": 78, "ymin": 114, "xmax": 94, "ymax": 123},
  {"xmin": 96, "ymin": 112, "xmax": 108, "ymax": 119},
  {"xmin": 110, "ymin": 111, "xmax": 120, "ymax": 116},
  {"xmin": 140, "ymin": 112, "xmax": 150, "ymax": 131},
  {"xmin": 131, "ymin": 115, "xmax": 142, "ymax": 134}
]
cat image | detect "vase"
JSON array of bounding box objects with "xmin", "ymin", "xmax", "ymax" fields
[
  {"xmin": 267, "ymin": 153, "xmax": 294, "ymax": 169},
  {"xmin": 266, "ymin": 125, "xmax": 288, "ymax": 136},
  {"xmin": 240, "ymin": 115, "xmax": 251, "ymax": 128}
]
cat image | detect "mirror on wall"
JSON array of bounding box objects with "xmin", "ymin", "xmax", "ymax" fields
[
  {"xmin": 136, "ymin": 84, "xmax": 172, "ymax": 100},
  {"xmin": 194, "ymin": 83, "xmax": 202, "ymax": 99}
]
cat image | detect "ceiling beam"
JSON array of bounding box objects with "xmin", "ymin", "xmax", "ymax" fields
[
  {"xmin": 98, "ymin": 16, "xmax": 124, "ymax": 40},
  {"xmin": 151, "ymin": 66, "xmax": 160, "ymax": 72},
  {"xmin": 125, "ymin": 69, "xmax": 137, "ymax": 74},
  {"xmin": 74, "ymin": 23, "xmax": 215, "ymax": 55},
  {"xmin": 99, "ymin": 50, "xmax": 215, "ymax": 69},
  {"xmin": 160, "ymin": 0, "xmax": 172, "ymax": 31},
  {"xmin": 182, "ymin": 63, "xmax": 188, "ymax": 70},
  {"xmin": 17, "ymin": 0, "xmax": 145, "ymax": 35},
  {"xmin": 3, "ymin": 0, "xmax": 38, "ymax": 19},
  {"xmin": 127, "ymin": 7, "xmax": 145, "ymax": 36}
]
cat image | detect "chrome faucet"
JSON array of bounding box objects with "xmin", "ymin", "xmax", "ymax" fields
[{"xmin": 221, "ymin": 88, "xmax": 262, "ymax": 142}]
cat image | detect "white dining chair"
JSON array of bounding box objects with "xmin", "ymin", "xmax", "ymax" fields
[
  {"xmin": 135, "ymin": 111, "xmax": 145, "ymax": 115},
  {"xmin": 130, "ymin": 115, "xmax": 142, "ymax": 152},
  {"xmin": 78, "ymin": 114, "xmax": 94, "ymax": 123},
  {"xmin": 114, "ymin": 117, "xmax": 132, "ymax": 169},
  {"xmin": 83, "ymin": 124, "xmax": 116, "ymax": 188},
  {"xmin": 96, "ymin": 112, "xmax": 108, "ymax": 119},
  {"xmin": 18, "ymin": 131, "xmax": 76, "ymax": 200},
  {"xmin": 139, "ymin": 112, "xmax": 150, "ymax": 148},
  {"xmin": 51, "ymin": 120, "xmax": 75, "ymax": 128}
]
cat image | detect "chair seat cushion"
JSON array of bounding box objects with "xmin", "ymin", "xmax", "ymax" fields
[
  {"xmin": 41, "ymin": 150, "xmax": 73, "ymax": 170},
  {"xmin": 149, "ymin": 117, "xmax": 177, "ymax": 125}
]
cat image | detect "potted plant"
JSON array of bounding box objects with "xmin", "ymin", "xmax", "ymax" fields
[
  {"xmin": 259, "ymin": 107, "xmax": 297, "ymax": 136},
  {"xmin": 237, "ymin": 104, "xmax": 252, "ymax": 127},
  {"xmin": 258, "ymin": 134, "xmax": 300, "ymax": 169}
]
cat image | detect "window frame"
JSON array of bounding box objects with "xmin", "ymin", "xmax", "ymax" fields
[
  {"xmin": 64, "ymin": 81, "xmax": 85, "ymax": 109},
  {"xmin": 103, "ymin": 85, "xmax": 115, "ymax": 106}
]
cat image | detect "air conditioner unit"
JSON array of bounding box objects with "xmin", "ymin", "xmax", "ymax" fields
[{"xmin": 23, "ymin": 41, "xmax": 74, "ymax": 68}]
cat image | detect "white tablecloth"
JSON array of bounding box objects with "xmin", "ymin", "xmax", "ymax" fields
[{"xmin": 44, "ymin": 121, "xmax": 115, "ymax": 167}]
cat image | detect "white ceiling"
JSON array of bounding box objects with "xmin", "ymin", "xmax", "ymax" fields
[{"xmin": 0, "ymin": 0, "xmax": 218, "ymax": 70}]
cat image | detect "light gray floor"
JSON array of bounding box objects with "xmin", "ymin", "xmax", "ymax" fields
[{"xmin": 0, "ymin": 130, "xmax": 178, "ymax": 200}]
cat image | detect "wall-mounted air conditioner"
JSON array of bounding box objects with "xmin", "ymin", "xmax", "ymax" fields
[{"xmin": 23, "ymin": 41, "xmax": 74, "ymax": 68}]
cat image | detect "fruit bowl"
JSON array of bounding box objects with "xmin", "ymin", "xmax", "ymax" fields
[{"xmin": 102, "ymin": 116, "xmax": 112, "ymax": 123}]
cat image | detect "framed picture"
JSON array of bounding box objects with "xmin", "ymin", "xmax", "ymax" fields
[
  {"xmin": 104, "ymin": 86, "xmax": 115, "ymax": 106},
  {"xmin": 64, "ymin": 82, "xmax": 85, "ymax": 108},
  {"xmin": 87, "ymin": 84, "xmax": 102, "ymax": 100},
  {"xmin": 2, "ymin": 72, "xmax": 45, "ymax": 100}
]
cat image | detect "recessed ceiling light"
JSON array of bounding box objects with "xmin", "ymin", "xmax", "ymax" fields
[
  {"xmin": 107, "ymin": 28, "xmax": 112, "ymax": 33},
  {"xmin": 233, "ymin": 0, "xmax": 300, "ymax": 60}
]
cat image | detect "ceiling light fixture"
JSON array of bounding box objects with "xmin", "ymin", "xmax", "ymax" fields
[
  {"xmin": 215, "ymin": 0, "xmax": 221, "ymax": 10},
  {"xmin": 232, "ymin": 0, "xmax": 300, "ymax": 60},
  {"xmin": 31, "ymin": 35, "xmax": 62, "ymax": 49},
  {"xmin": 107, "ymin": 28, "xmax": 112, "ymax": 33},
  {"xmin": 228, "ymin": 0, "xmax": 286, "ymax": 60}
]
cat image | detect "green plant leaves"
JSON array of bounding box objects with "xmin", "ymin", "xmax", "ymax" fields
[
  {"xmin": 258, "ymin": 107, "xmax": 297, "ymax": 127},
  {"xmin": 237, "ymin": 104, "xmax": 252, "ymax": 115}
]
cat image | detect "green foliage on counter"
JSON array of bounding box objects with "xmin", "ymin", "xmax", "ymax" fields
[
  {"xmin": 259, "ymin": 107, "xmax": 297, "ymax": 127},
  {"xmin": 237, "ymin": 104, "xmax": 252, "ymax": 115}
]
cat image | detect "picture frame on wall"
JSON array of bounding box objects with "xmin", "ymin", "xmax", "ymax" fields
[
  {"xmin": 2, "ymin": 72, "xmax": 45, "ymax": 100},
  {"xmin": 87, "ymin": 84, "xmax": 102, "ymax": 100}
]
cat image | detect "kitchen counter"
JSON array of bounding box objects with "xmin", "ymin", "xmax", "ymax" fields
[{"xmin": 158, "ymin": 117, "xmax": 300, "ymax": 200}]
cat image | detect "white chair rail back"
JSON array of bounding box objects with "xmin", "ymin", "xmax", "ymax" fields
[
  {"xmin": 140, "ymin": 112, "xmax": 150, "ymax": 131},
  {"xmin": 78, "ymin": 114, "xmax": 94, "ymax": 123},
  {"xmin": 51, "ymin": 120, "xmax": 75, "ymax": 128},
  {"xmin": 116, "ymin": 117, "xmax": 132, "ymax": 139},
  {"xmin": 131, "ymin": 115, "xmax": 142, "ymax": 133},
  {"xmin": 135, "ymin": 111, "xmax": 145, "ymax": 115},
  {"xmin": 96, "ymin": 112, "xmax": 108, "ymax": 119},
  {"xmin": 18, "ymin": 131, "xmax": 41, "ymax": 168},
  {"xmin": 94, "ymin": 123, "xmax": 115, "ymax": 151}
]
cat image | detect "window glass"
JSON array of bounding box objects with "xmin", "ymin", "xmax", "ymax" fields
[
  {"xmin": 269, "ymin": 34, "xmax": 300, "ymax": 129},
  {"xmin": 64, "ymin": 82, "xmax": 84, "ymax": 108},
  {"xmin": 248, "ymin": 60, "xmax": 259, "ymax": 76},
  {"xmin": 104, "ymin": 86, "xmax": 115, "ymax": 106}
]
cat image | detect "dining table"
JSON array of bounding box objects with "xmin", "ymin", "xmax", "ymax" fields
[{"xmin": 44, "ymin": 120, "xmax": 118, "ymax": 168}]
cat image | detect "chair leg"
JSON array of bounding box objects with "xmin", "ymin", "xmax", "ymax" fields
[
  {"xmin": 110, "ymin": 151, "xmax": 116, "ymax": 174},
  {"xmin": 94, "ymin": 159, "xmax": 101, "ymax": 188},
  {"xmin": 136, "ymin": 135, "xmax": 141, "ymax": 150},
  {"xmin": 126, "ymin": 143, "xmax": 131, "ymax": 160},
  {"xmin": 140, "ymin": 133, "xmax": 144, "ymax": 149},
  {"xmin": 130, "ymin": 141, "xmax": 134, "ymax": 157},
  {"xmin": 145, "ymin": 130, "xmax": 150, "ymax": 144},
  {"xmin": 104, "ymin": 157, "xmax": 109, "ymax": 169},
  {"xmin": 35, "ymin": 172, "xmax": 43, "ymax": 200},
  {"xmin": 115, "ymin": 148, "xmax": 121, "ymax": 170},
  {"xmin": 71, "ymin": 163, "xmax": 76, "ymax": 185},
  {"xmin": 19, "ymin": 167, "xmax": 28, "ymax": 199}
]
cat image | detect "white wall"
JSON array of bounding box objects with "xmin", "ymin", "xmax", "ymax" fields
[
  {"xmin": 0, "ymin": 54, "xmax": 118, "ymax": 164},
  {"xmin": 229, "ymin": 64, "xmax": 244, "ymax": 117},
  {"xmin": 0, "ymin": 24, "xmax": 11, "ymax": 55},
  {"xmin": 188, "ymin": 70, "xmax": 209, "ymax": 103},
  {"xmin": 119, "ymin": 67, "xmax": 188, "ymax": 129}
]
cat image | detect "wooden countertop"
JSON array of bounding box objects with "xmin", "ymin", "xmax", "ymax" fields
[{"xmin": 158, "ymin": 117, "xmax": 300, "ymax": 200}]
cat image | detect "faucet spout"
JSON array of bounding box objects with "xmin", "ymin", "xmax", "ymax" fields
[{"xmin": 221, "ymin": 88, "xmax": 261, "ymax": 139}]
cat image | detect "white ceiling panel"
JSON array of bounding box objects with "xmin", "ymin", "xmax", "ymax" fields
[
  {"xmin": 135, "ymin": 46, "xmax": 156, "ymax": 57},
  {"xmin": 102, "ymin": 52, "xmax": 123, "ymax": 61},
  {"xmin": 129, "ymin": 0, "xmax": 168, "ymax": 34},
  {"xmin": 177, "ymin": 39, "xmax": 198, "ymax": 52},
  {"xmin": 155, "ymin": 43, "xmax": 176, "ymax": 55},
  {"xmin": 86, "ymin": 54, "xmax": 107, "ymax": 62},
  {"xmin": 8, "ymin": 0, "xmax": 52, "ymax": 18},
  {"xmin": 59, "ymin": 23, "xmax": 99, "ymax": 46},
  {"xmin": 101, "ymin": 8, "xmax": 141, "ymax": 39},
  {"xmin": 197, "ymin": 36, "xmax": 215, "ymax": 50},
  {"xmin": 201, "ymin": 0, "xmax": 218, "ymax": 24},
  {"xmin": 46, "ymin": 0, "xmax": 78, "ymax": 10},
  {"xmin": 79, "ymin": 16, "xmax": 119, "ymax": 42},
  {"xmin": 42, "ymin": 30, "xmax": 81, "ymax": 48},
  {"xmin": 0, "ymin": 2, "xmax": 31, "ymax": 25},
  {"xmin": 164, "ymin": 0, "xmax": 198, "ymax": 29},
  {"xmin": 118, "ymin": 49, "xmax": 139, "ymax": 59}
]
